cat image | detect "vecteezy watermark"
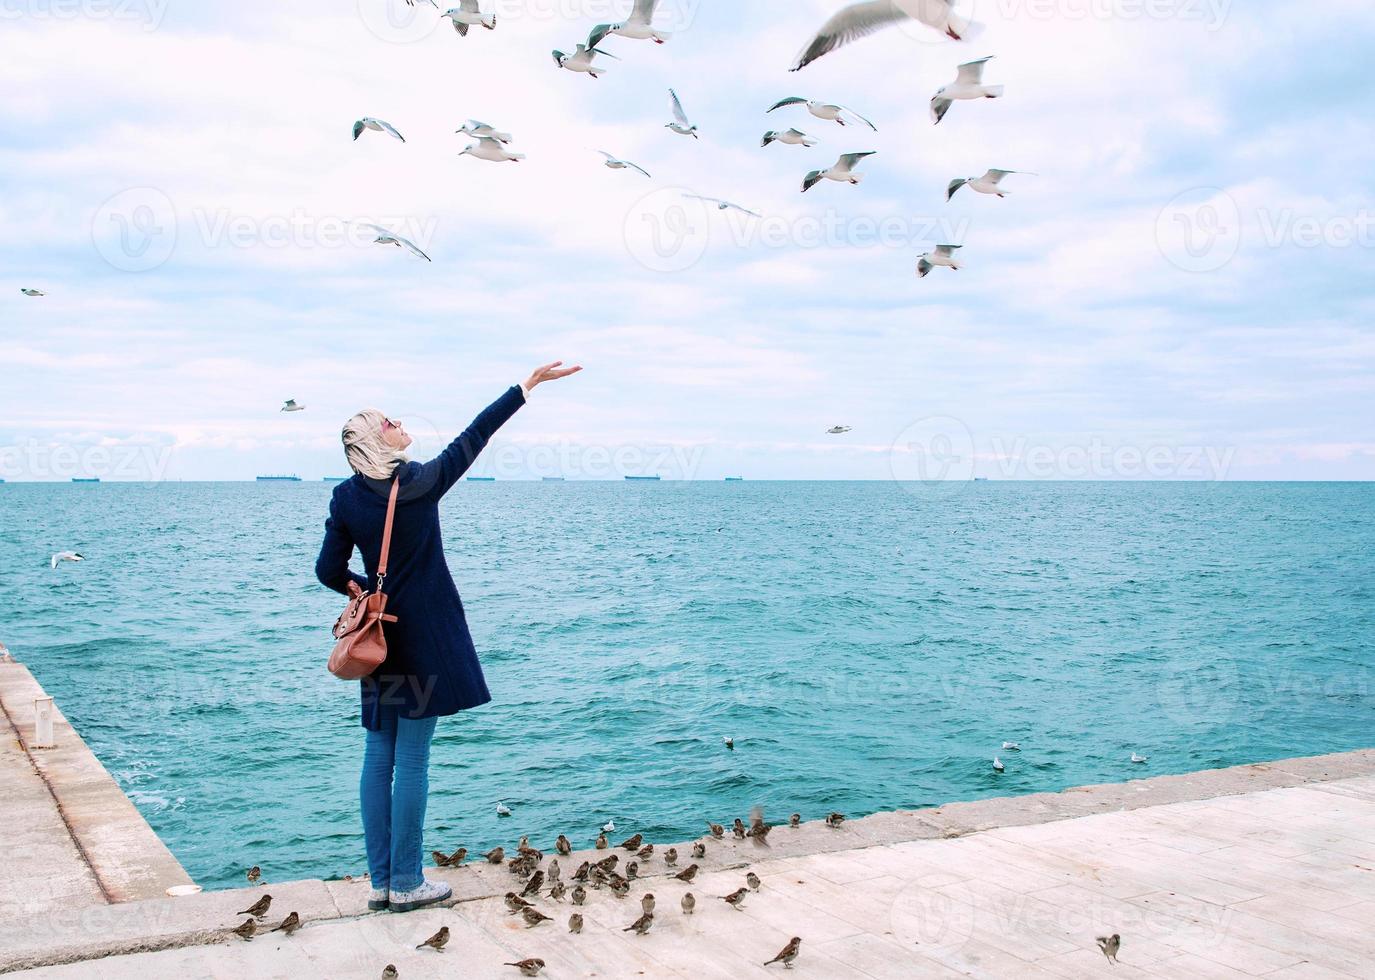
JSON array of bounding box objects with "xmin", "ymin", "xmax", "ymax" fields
[
  {"xmin": 92, "ymin": 187, "xmax": 178, "ymax": 273},
  {"xmin": 0, "ymin": 439, "xmax": 174, "ymax": 481},
  {"xmin": 985, "ymin": 436, "xmax": 1236, "ymax": 480},
  {"xmin": 472, "ymin": 440, "xmax": 709, "ymax": 480},
  {"xmin": 889, "ymin": 417, "xmax": 978, "ymax": 499},
  {"xmin": 623, "ymin": 186, "xmax": 972, "ymax": 274},
  {"xmin": 1157, "ymin": 186, "xmax": 1375, "ymax": 273},
  {"xmin": 357, "ymin": 0, "xmax": 703, "ymax": 44},
  {"xmin": 1153, "ymin": 647, "xmax": 1241, "ymax": 727},
  {"xmin": 0, "ymin": 0, "xmax": 171, "ymax": 31},
  {"xmin": 889, "ymin": 0, "xmax": 1230, "ymax": 47}
]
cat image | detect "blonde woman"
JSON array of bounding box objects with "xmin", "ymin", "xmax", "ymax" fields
[{"xmin": 315, "ymin": 361, "xmax": 581, "ymax": 912}]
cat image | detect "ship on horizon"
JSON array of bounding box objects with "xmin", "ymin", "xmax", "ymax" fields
[
  {"xmin": 466, "ymin": 476, "xmax": 496, "ymax": 482},
  {"xmin": 71, "ymin": 477, "xmax": 101, "ymax": 483},
  {"xmin": 625, "ymin": 475, "xmax": 661, "ymax": 482},
  {"xmin": 256, "ymin": 475, "xmax": 301, "ymax": 482}
]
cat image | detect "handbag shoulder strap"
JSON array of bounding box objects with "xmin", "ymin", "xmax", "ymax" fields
[{"xmin": 376, "ymin": 476, "xmax": 400, "ymax": 590}]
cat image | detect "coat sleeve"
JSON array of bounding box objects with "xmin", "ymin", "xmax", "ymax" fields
[
  {"xmin": 315, "ymin": 494, "xmax": 370, "ymax": 596},
  {"xmin": 417, "ymin": 385, "xmax": 526, "ymax": 498}
]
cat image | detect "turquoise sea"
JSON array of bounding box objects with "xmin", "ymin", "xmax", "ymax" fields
[{"xmin": 1, "ymin": 481, "xmax": 1372, "ymax": 891}]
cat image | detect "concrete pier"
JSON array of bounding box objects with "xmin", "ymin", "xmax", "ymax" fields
[{"xmin": 1, "ymin": 656, "xmax": 1372, "ymax": 977}]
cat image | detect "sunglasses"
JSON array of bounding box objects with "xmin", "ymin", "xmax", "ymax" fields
[{"xmin": 382, "ymin": 418, "xmax": 403, "ymax": 432}]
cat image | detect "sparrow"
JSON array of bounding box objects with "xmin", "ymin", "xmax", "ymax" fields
[
  {"xmin": 790, "ymin": 813, "xmax": 801, "ymax": 828},
  {"xmin": 506, "ymin": 892, "xmax": 534, "ymax": 914},
  {"xmin": 547, "ymin": 859, "xmax": 561, "ymax": 883},
  {"xmin": 609, "ymin": 874, "xmax": 631, "ymax": 899},
  {"xmin": 572, "ymin": 885, "xmax": 587, "ymax": 906},
  {"xmin": 766, "ymin": 937, "xmax": 802, "ymax": 968},
  {"xmin": 572, "ymin": 861, "xmax": 590, "ymax": 881},
  {"xmin": 246, "ymin": 866, "xmax": 262, "ymax": 884},
  {"xmin": 433, "ymin": 847, "xmax": 467, "ymax": 867},
  {"xmin": 231, "ymin": 918, "xmax": 257, "ymax": 941},
  {"xmin": 505, "ymin": 959, "xmax": 545, "ymax": 977},
  {"xmin": 691, "ymin": 842, "xmax": 707, "ymax": 859},
  {"xmin": 382, "ymin": 966, "xmax": 398, "ymax": 979},
  {"xmin": 641, "ymin": 893, "xmax": 656, "ymax": 915},
  {"xmin": 825, "ymin": 812, "xmax": 846, "ymax": 828},
  {"xmin": 522, "ymin": 907, "xmax": 553, "ymax": 928},
  {"xmin": 521, "ymin": 871, "xmax": 545, "ymax": 897},
  {"xmin": 681, "ymin": 892, "xmax": 696, "ymax": 915},
  {"xmin": 416, "ymin": 926, "xmax": 450, "ymax": 951},
  {"xmin": 722, "ymin": 887, "xmax": 749, "ymax": 910},
  {"xmin": 623, "ymin": 911, "xmax": 654, "ymax": 935},
  {"xmin": 556, "ymin": 835, "xmax": 572, "ymax": 856},
  {"xmin": 748, "ymin": 808, "xmax": 772, "ymax": 844},
  {"xmin": 590, "ymin": 866, "xmax": 608, "ymax": 889},
  {"xmin": 620, "ymin": 833, "xmax": 644, "ymax": 851},
  {"xmin": 637, "ymin": 844, "xmax": 654, "ymax": 860},
  {"xmin": 271, "ymin": 911, "xmax": 301, "ymax": 935},
  {"xmin": 664, "ymin": 847, "xmax": 678, "ymax": 867},
  {"xmin": 733, "ymin": 819, "xmax": 747, "ymax": 840},
  {"xmin": 746, "ymin": 872, "xmax": 762, "ymax": 891},
  {"xmin": 706, "ymin": 822, "xmax": 725, "ymax": 839},
  {"xmin": 595, "ymin": 832, "xmax": 609, "ymax": 849},
  {"xmin": 626, "ymin": 861, "xmax": 640, "ymax": 880},
  {"xmin": 484, "ymin": 847, "xmax": 505, "ymax": 864},
  {"xmin": 597, "ymin": 855, "xmax": 620, "ymax": 872},
  {"xmin": 568, "ymin": 912, "xmax": 583, "ymax": 933},
  {"xmin": 1097, "ymin": 933, "xmax": 1121, "ymax": 964},
  {"xmin": 238, "ymin": 895, "xmax": 272, "ymax": 918},
  {"xmin": 548, "ymin": 880, "xmax": 567, "ymax": 901},
  {"xmin": 674, "ymin": 864, "xmax": 700, "ymax": 883}
]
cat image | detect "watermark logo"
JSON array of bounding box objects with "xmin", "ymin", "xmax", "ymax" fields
[
  {"xmin": 0, "ymin": 439, "xmax": 174, "ymax": 481},
  {"xmin": 891, "ymin": 876, "xmax": 979, "ymax": 954},
  {"xmin": 92, "ymin": 187, "xmax": 178, "ymax": 272},
  {"xmin": 1155, "ymin": 187, "xmax": 1242, "ymax": 273},
  {"xmin": 0, "ymin": 0, "xmax": 171, "ymax": 31},
  {"xmin": 889, "ymin": 416, "xmax": 977, "ymax": 498},
  {"xmin": 623, "ymin": 186, "xmax": 712, "ymax": 273},
  {"xmin": 1153, "ymin": 648, "xmax": 1242, "ymax": 727}
]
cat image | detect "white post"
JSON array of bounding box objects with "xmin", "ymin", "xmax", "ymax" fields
[{"xmin": 32, "ymin": 696, "xmax": 55, "ymax": 748}]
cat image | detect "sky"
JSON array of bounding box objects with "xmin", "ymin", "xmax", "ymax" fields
[{"xmin": 2, "ymin": 0, "xmax": 1373, "ymax": 482}]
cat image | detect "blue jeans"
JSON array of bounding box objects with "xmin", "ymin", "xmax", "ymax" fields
[{"xmin": 361, "ymin": 706, "xmax": 438, "ymax": 893}]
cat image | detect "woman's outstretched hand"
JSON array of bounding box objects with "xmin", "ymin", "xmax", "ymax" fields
[{"xmin": 524, "ymin": 361, "xmax": 583, "ymax": 391}]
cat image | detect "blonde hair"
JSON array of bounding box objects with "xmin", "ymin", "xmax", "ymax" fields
[{"xmin": 342, "ymin": 409, "xmax": 409, "ymax": 480}]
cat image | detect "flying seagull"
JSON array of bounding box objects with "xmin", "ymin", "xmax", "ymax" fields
[
  {"xmin": 916, "ymin": 244, "xmax": 962, "ymax": 277},
  {"xmin": 590, "ymin": 0, "xmax": 670, "ymax": 46},
  {"xmin": 442, "ymin": 1, "xmax": 495, "ymax": 35},
  {"xmin": 51, "ymin": 551, "xmax": 84, "ymax": 569},
  {"xmin": 356, "ymin": 223, "xmax": 432, "ymax": 262},
  {"xmin": 598, "ymin": 151, "xmax": 651, "ymax": 178},
  {"xmin": 461, "ymin": 136, "xmax": 525, "ymax": 162},
  {"xmin": 761, "ymin": 128, "xmax": 818, "ymax": 148},
  {"xmin": 405, "ymin": 0, "xmax": 438, "ymax": 6},
  {"xmin": 281, "ymin": 400, "xmax": 305, "ymax": 413},
  {"xmin": 456, "ymin": 120, "xmax": 512, "ymax": 143},
  {"xmin": 802, "ymin": 151, "xmax": 876, "ymax": 192},
  {"xmin": 767, "ymin": 97, "xmax": 876, "ymax": 131},
  {"xmin": 683, "ymin": 194, "xmax": 761, "ymax": 218},
  {"xmin": 947, "ymin": 169, "xmax": 1034, "ymax": 201},
  {"xmin": 665, "ymin": 89, "xmax": 699, "ymax": 139},
  {"xmin": 827, "ymin": 426, "xmax": 852, "ymax": 434},
  {"xmin": 553, "ymin": 39, "xmax": 620, "ymax": 78},
  {"xmin": 20, "ymin": 288, "xmax": 46, "ymax": 296},
  {"xmin": 353, "ymin": 117, "xmax": 405, "ymax": 142},
  {"xmin": 931, "ymin": 56, "xmax": 1003, "ymax": 125},
  {"xmin": 791, "ymin": 0, "xmax": 981, "ymax": 72}
]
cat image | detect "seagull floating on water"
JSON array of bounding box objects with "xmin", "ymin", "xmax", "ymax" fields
[
  {"xmin": 947, "ymin": 169, "xmax": 1034, "ymax": 201},
  {"xmin": 355, "ymin": 223, "xmax": 432, "ymax": 263},
  {"xmin": 665, "ymin": 89, "xmax": 699, "ymax": 139},
  {"xmin": 51, "ymin": 551, "xmax": 84, "ymax": 569},
  {"xmin": 590, "ymin": 0, "xmax": 670, "ymax": 46},
  {"xmin": 761, "ymin": 128, "xmax": 818, "ymax": 148},
  {"xmin": 723, "ymin": 736, "xmax": 734, "ymax": 750},
  {"xmin": 916, "ymin": 244, "xmax": 962, "ymax": 277},
  {"xmin": 353, "ymin": 117, "xmax": 405, "ymax": 143},
  {"xmin": 598, "ymin": 151, "xmax": 651, "ymax": 178},
  {"xmin": 791, "ymin": 0, "xmax": 982, "ymax": 72},
  {"xmin": 1002, "ymin": 741, "xmax": 1021, "ymax": 751},
  {"xmin": 802, "ymin": 151, "xmax": 876, "ymax": 192},
  {"xmin": 281, "ymin": 400, "xmax": 305, "ymax": 413},
  {"xmin": 553, "ymin": 39, "xmax": 619, "ymax": 78},
  {"xmin": 461, "ymin": 136, "xmax": 525, "ymax": 162},
  {"xmin": 992, "ymin": 757, "xmax": 1005, "ymax": 773},
  {"xmin": 931, "ymin": 56, "xmax": 1003, "ymax": 125},
  {"xmin": 20, "ymin": 288, "xmax": 46, "ymax": 297},
  {"xmin": 442, "ymin": 1, "xmax": 496, "ymax": 35},
  {"xmin": 683, "ymin": 194, "xmax": 761, "ymax": 218},
  {"xmin": 603, "ymin": 820, "xmax": 616, "ymax": 833},
  {"xmin": 456, "ymin": 120, "xmax": 512, "ymax": 143},
  {"xmin": 1131, "ymin": 752, "xmax": 1149, "ymax": 764},
  {"xmin": 827, "ymin": 425, "xmax": 852, "ymax": 434},
  {"xmin": 497, "ymin": 801, "xmax": 512, "ymax": 816},
  {"xmin": 768, "ymin": 97, "xmax": 876, "ymax": 131}
]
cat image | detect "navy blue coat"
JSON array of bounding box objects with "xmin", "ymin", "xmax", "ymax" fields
[{"xmin": 315, "ymin": 386, "xmax": 526, "ymax": 730}]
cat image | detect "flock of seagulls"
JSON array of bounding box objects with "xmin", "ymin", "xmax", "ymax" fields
[{"xmin": 992, "ymin": 740, "xmax": 1152, "ymax": 774}]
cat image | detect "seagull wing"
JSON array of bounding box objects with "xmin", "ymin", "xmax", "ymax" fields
[
  {"xmin": 955, "ymin": 56, "xmax": 993, "ymax": 85},
  {"xmin": 588, "ymin": 23, "xmax": 613, "ymax": 47},
  {"xmin": 355, "ymin": 222, "xmax": 391, "ymax": 238},
  {"xmin": 946, "ymin": 177, "xmax": 967, "ymax": 201},
  {"xmin": 597, "ymin": 149, "xmax": 617, "ymax": 161},
  {"xmin": 930, "ymin": 96, "xmax": 953, "ymax": 125},
  {"xmin": 935, "ymin": 244, "xmax": 961, "ymax": 257},
  {"xmin": 669, "ymin": 88, "xmax": 690, "ymax": 126},
  {"xmin": 767, "ymin": 96, "xmax": 808, "ymax": 113},
  {"xmin": 837, "ymin": 105, "xmax": 878, "ymax": 131},
  {"xmin": 790, "ymin": 0, "xmax": 911, "ymax": 72},
  {"xmin": 396, "ymin": 236, "xmax": 433, "ymax": 262},
  {"xmin": 728, "ymin": 203, "xmax": 762, "ymax": 218},
  {"xmin": 630, "ymin": 0, "xmax": 659, "ymax": 26},
  {"xmin": 590, "ymin": 45, "xmax": 621, "ymax": 61},
  {"xmin": 377, "ymin": 119, "xmax": 406, "ymax": 142},
  {"xmin": 627, "ymin": 162, "xmax": 652, "ymax": 178},
  {"xmin": 460, "ymin": 0, "xmax": 479, "ymax": 10},
  {"xmin": 836, "ymin": 151, "xmax": 876, "ymax": 172},
  {"xmin": 683, "ymin": 193, "xmax": 726, "ymax": 207},
  {"xmin": 352, "ymin": 119, "xmax": 366, "ymax": 140}
]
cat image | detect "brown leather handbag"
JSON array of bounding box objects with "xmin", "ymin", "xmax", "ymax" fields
[{"xmin": 328, "ymin": 478, "xmax": 400, "ymax": 680}]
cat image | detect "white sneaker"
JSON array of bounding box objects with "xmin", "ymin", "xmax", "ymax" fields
[
  {"xmin": 389, "ymin": 879, "xmax": 452, "ymax": 913},
  {"xmin": 368, "ymin": 888, "xmax": 389, "ymax": 911}
]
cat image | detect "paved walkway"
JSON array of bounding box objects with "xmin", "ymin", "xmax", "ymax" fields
[{"xmin": 7, "ymin": 757, "xmax": 1374, "ymax": 978}]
